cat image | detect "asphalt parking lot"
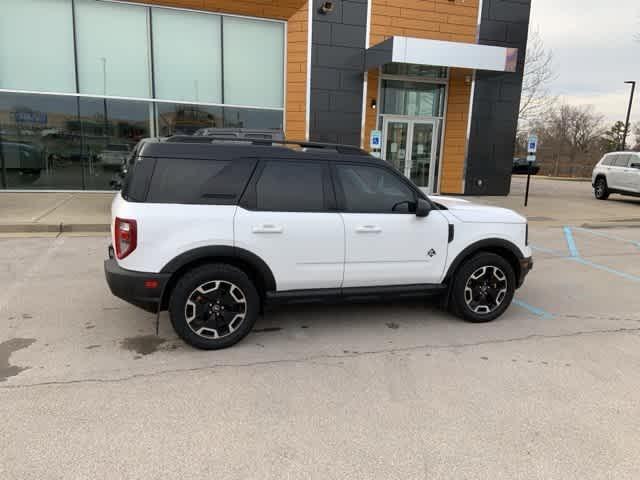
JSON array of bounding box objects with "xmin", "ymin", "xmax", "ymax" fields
[{"xmin": 2, "ymin": 178, "xmax": 640, "ymax": 479}]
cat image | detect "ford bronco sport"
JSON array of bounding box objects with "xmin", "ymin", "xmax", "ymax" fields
[{"xmin": 105, "ymin": 137, "xmax": 532, "ymax": 349}]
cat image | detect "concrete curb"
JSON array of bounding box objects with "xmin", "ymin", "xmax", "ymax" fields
[{"xmin": 0, "ymin": 223, "xmax": 110, "ymax": 234}]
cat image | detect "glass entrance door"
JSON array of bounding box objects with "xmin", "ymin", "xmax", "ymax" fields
[{"xmin": 382, "ymin": 117, "xmax": 437, "ymax": 191}]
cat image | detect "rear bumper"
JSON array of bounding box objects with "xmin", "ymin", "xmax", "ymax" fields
[
  {"xmin": 104, "ymin": 256, "xmax": 170, "ymax": 313},
  {"xmin": 518, "ymin": 256, "xmax": 533, "ymax": 288}
]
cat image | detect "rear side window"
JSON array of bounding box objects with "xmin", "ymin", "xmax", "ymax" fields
[
  {"xmin": 613, "ymin": 154, "xmax": 630, "ymax": 167},
  {"xmin": 253, "ymin": 160, "xmax": 327, "ymax": 212},
  {"xmin": 601, "ymin": 155, "xmax": 614, "ymax": 166},
  {"xmin": 145, "ymin": 157, "xmax": 256, "ymax": 205},
  {"xmin": 121, "ymin": 157, "xmax": 156, "ymax": 202}
]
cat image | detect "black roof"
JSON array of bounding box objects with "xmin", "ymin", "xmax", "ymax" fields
[{"xmin": 137, "ymin": 137, "xmax": 386, "ymax": 165}]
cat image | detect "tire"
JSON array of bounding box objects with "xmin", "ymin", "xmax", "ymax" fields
[
  {"xmin": 169, "ymin": 264, "xmax": 260, "ymax": 350},
  {"xmin": 594, "ymin": 177, "xmax": 609, "ymax": 200},
  {"xmin": 450, "ymin": 252, "xmax": 516, "ymax": 323}
]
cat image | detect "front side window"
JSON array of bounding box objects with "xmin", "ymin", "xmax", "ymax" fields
[
  {"xmin": 336, "ymin": 164, "xmax": 416, "ymax": 213},
  {"xmin": 255, "ymin": 161, "xmax": 326, "ymax": 212}
]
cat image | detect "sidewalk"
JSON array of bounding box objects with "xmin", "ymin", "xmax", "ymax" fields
[
  {"xmin": 0, "ymin": 176, "xmax": 638, "ymax": 234},
  {"xmin": 0, "ymin": 192, "xmax": 113, "ymax": 233}
]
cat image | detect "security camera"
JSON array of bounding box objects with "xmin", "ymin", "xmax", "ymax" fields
[{"xmin": 319, "ymin": 1, "xmax": 334, "ymax": 14}]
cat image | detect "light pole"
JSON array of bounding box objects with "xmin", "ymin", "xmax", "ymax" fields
[{"xmin": 621, "ymin": 80, "xmax": 636, "ymax": 151}]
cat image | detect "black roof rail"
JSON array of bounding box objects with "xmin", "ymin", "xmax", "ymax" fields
[{"xmin": 164, "ymin": 135, "xmax": 367, "ymax": 155}]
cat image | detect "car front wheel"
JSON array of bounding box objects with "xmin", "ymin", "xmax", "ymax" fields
[
  {"xmin": 451, "ymin": 253, "xmax": 516, "ymax": 323},
  {"xmin": 594, "ymin": 177, "xmax": 609, "ymax": 200},
  {"xmin": 169, "ymin": 264, "xmax": 260, "ymax": 350}
]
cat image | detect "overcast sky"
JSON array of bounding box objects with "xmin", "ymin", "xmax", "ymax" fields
[{"xmin": 530, "ymin": 0, "xmax": 640, "ymax": 127}]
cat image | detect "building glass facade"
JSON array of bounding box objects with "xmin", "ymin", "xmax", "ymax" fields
[{"xmin": 0, "ymin": 0, "xmax": 285, "ymax": 190}]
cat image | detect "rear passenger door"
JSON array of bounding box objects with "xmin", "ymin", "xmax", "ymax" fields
[
  {"xmin": 235, "ymin": 159, "xmax": 344, "ymax": 291},
  {"xmin": 609, "ymin": 154, "xmax": 630, "ymax": 190}
]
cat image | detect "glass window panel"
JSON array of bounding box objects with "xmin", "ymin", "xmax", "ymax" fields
[
  {"xmin": 223, "ymin": 17, "xmax": 284, "ymax": 108},
  {"xmin": 0, "ymin": 0, "xmax": 76, "ymax": 93},
  {"xmin": 0, "ymin": 92, "xmax": 82, "ymax": 189},
  {"xmin": 256, "ymin": 161, "xmax": 325, "ymax": 212},
  {"xmin": 75, "ymin": 0, "xmax": 150, "ymax": 98},
  {"xmin": 382, "ymin": 63, "xmax": 447, "ymax": 79},
  {"xmin": 381, "ymin": 80, "xmax": 445, "ymax": 117},
  {"xmin": 152, "ymin": 8, "xmax": 222, "ymax": 103},
  {"xmin": 336, "ymin": 164, "xmax": 415, "ymax": 213},
  {"xmin": 157, "ymin": 102, "xmax": 283, "ymax": 136},
  {"xmin": 78, "ymin": 97, "xmax": 151, "ymax": 190}
]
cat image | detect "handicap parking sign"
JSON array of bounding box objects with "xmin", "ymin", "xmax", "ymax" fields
[{"xmin": 370, "ymin": 130, "xmax": 381, "ymax": 149}]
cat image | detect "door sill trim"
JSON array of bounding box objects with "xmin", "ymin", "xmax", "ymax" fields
[{"xmin": 266, "ymin": 284, "xmax": 447, "ymax": 305}]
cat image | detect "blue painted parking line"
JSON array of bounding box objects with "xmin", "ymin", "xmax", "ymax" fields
[
  {"xmin": 563, "ymin": 226, "xmax": 580, "ymax": 257},
  {"xmin": 569, "ymin": 257, "xmax": 640, "ymax": 282},
  {"xmin": 573, "ymin": 227, "xmax": 640, "ymax": 248},
  {"xmin": 561, "ymin": 225, "xmax": 640, "ymax": 282},
  {"xmin": 513, "ymin": 299, "xmax": 554, "ymax": 320}
]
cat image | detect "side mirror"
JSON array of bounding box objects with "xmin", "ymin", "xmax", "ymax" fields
[{"xmin": 415, "ymin": 198, "xmax": 431, "ymax": 218}]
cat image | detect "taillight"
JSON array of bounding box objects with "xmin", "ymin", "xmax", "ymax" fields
[{"xmin": 115, "ymin": 217, "xmax": 137, "ymax": 259}]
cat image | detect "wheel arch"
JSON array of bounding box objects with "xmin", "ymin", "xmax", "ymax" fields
[
  {"xmin": 159, "ymin": 246, "xmax": 276, "ymax": 310},
  {"xmin": 445, "ymin": 239, "xmax": 524, "ymax": 287}
]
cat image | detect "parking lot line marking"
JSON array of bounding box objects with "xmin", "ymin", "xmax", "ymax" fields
[
  {"xmin": 563, "ymin": 226, "xmax": 580, "ymax": 257},
  {"xmin": 513, "ymin": 299, "xmax": 554, "ymax": 320},
  {"xmin": 574, "ymin": 227, "xmax": 640, "ymax": 248},
  {"xmin": 569, "ymin": 257, "xmax": 640, "ymax": 283}
]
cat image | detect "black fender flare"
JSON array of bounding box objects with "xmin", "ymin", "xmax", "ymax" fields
[
  {"xmin": 160, "ymin": 246, "xmax": 276, "ymax": 292},
  {"xmin": 444, "ymin": 238, "xmax": 524, "ymax": 283}
]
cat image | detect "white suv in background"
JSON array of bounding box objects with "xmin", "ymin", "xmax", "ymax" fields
[
  {"xmin": 592, "ymin": 152, "xmax": 640, "ymax": 200},
  {"xmin": 105, "ymin": 137, "xmax": 533, "ymax": 350}
]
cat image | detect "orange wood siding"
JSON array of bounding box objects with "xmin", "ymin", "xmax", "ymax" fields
[
  {"xmin": 130, "ymin": 0, "xmax": 308, "ymax": 138},
  {"xmin": 440, "ymin": 68, "xmax": 472, "ymax": 194},
  {"xmin": 367, "ymin": 0, "xmax": 478, "ymax": 193},
  {"xmin": 370, "ymin": 0, "xmax": 479, "ymax": 45}
]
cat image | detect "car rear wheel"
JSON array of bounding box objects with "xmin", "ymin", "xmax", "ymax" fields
[
  {"xmin": 594, "ymin": 177, "xmax": 609, "ymax": 200},
  {"xmin": 451, "ymin": 253, "xmax": 516, "ymax": 323},
  {"xmin": 169, "ymin": 264, "xmax": 260, "ymax": 350}
]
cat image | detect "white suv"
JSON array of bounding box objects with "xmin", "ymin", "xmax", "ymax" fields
[
  {"xmin": 105, "ymin": 138, "xmax": 532, "ymax": 349},
  {"xmin": 592, "ymin": 151, "xmax": 640, "ymax": 200}
]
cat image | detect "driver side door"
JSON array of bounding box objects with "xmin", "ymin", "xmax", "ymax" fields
[{"xmin": 334, "ymin": 162, "xmax": 449, "ymax": 287}]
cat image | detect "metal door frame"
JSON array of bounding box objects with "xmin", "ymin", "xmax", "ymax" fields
[{"xmin": 381, "ymin": 116, "xmax": 438, "ymax": 193}]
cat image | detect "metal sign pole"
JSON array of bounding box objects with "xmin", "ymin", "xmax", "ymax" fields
[{"xmin": 524, "ymin": 133, "xmax": 538, "ymax": 207}]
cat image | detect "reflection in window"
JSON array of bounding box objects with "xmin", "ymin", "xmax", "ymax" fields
[
  {"xmin": 381, "ymin": 80, "xmax": 446, "ymax": 117},
  {"xmin": 0, "ymin": 92, "xmax": 150, "ymax": 190},
  {"xmin": 152, "ymin": 8, "xmax": 222, "ymax": 103},
  {"xmin": 0, "ymin": 0, "xmax": 76, "ymax": 93},
  {"xmin": 223, "ymin": 17, "xmax": 285, "ymax": 108},
  {"xmin": 157, "ymin": 103, "xmax": 283, "ymax": 136},
  {"xmin": 75, "ymin": 0, "xmax": 151, "ymax": 98},
  {"xmin": 382, "ymin": 63, "xmax": 447, "ymax": 79}
]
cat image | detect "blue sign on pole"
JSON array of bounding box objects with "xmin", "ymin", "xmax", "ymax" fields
[
  {"xmin": 527, "ymin": 134, "xmax": 538, "ymax": 154},
  {"xmin": 370, "ymin": 130, "xmax": 381, "ymax": 149}
]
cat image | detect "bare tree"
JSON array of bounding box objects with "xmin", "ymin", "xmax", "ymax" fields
[
  {"xmin": 518, "ymin": 28, "xmax": 556, "ymax": 130},
  {"xmin": 533, "ymin": 102, "xmax": 605, "ymax": 175},
  {"xmin": 633, "ymin": 122, "xmax": 640, "ymax": 150}
]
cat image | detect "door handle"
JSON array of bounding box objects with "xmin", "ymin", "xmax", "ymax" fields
[
  {"xmin": 252, "ymin": 224, "xmax": 283, "ymax": 234},
  {"xmin": 356, "ymin": 225, "xmax": 382, "ymax": 233}
]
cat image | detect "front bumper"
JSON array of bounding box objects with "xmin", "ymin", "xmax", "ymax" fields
[
  {"xmin": 104, "ymin": 255, "xmax": 170, "ymax": 313},
  {"xmin": 517, "ymin": 256, "xmax": 533, "ymax": 288}
]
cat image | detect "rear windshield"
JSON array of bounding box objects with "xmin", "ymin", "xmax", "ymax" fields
[{"xmin": 124, "ymin": 156, "xmax": 257, "ymax": 205}]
